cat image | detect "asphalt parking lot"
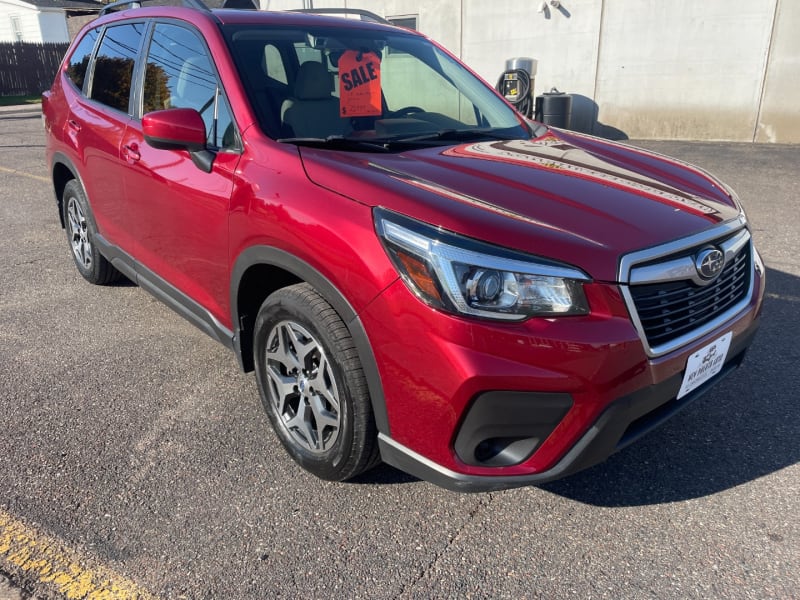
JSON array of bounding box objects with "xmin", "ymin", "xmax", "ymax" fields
[{"xmin": 1, "ymin": 109, "xmax": 798, "ymax": 599}]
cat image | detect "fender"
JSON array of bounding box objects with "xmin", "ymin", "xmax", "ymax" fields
[
  {"xmin": 50, "ymin": 151, "xmax": 87, "ymax": 227},
  {"xmin": 230, "ymin": 246, "xmax": 390, "ymax": 435}
]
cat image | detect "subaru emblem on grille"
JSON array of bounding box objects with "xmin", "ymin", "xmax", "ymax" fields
[{"xmin": 695, "ymin": 247, "xmax": 725, "ymax": 280}]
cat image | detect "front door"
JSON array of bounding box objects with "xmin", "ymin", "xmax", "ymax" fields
[{"xmin": 120, "ymin": 22, "xmax": 240, "ymax": 329}]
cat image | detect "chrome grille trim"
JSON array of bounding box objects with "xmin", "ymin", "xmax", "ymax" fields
[
  {"xmin": 618, "ymin": 217, "xmax": 754, "ymax": 358},
  {"xmin": 629, "ymin": 228, "xmax": 750, "ymax": 287}
]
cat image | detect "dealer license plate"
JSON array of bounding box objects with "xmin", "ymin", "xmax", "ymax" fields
[{"xmin": 677, "ymin": 332, "xmax": 733, "ymax": 399}]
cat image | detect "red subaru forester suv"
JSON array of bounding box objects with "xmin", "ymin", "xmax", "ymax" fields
[{"xmin": 42, "ymin": 1, "xmax": 765, "ymax": 491}]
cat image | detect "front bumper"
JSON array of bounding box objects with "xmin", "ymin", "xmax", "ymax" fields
[
  {"xmin": 377, "ymin": 320, "xmax": 757, "ymax": 492},
  {"xmin": 362, "ymin": 252, "xmax": 764, "ymax": 491}
]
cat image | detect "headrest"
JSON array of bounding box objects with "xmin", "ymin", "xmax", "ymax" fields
[{"xmin": 294, "ymin": 61, "xmax": 334, "ymax": 100}]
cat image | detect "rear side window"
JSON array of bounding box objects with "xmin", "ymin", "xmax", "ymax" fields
[
  {"xmin": 90, "ymin": 23, "xmax": 145, "ymax": 113},
  {"xmin": 65, "ymin": 27, "xmax": 100, "ymax": 92}
]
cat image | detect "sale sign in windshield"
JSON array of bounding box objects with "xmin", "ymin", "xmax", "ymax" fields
[{"xmin": 339, "ymin": 50, "xmax": 382, "ymax": 117}]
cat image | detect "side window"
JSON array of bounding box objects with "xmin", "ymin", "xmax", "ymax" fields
[
  {"xmin": 65, "ymin": 27, "xmax": 100, "ymax": 92},
  {"xmin": 143, "ymin": 23, "xmax": 235, "ymax": 149},
  {"xmin": 90, "ymin": 23, "xmax": 144, "ymax": 113},
  {"xmin": 263, "ymin": 44, "xmax": 287, "ymax": 85}
]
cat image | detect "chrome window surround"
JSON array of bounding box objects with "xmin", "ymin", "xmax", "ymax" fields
[{"xmin": 618, "ymin": 215, "xmax": 754, "ymax": 358}]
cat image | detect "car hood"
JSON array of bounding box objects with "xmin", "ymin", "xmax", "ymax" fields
[{"xmin": 298, "ymin": 129, "xmax": 743, "ymax": 282}]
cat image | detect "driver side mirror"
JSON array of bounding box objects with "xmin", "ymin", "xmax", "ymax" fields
[{"xmin": 142, "ymin": 108, "xmax": 214, "ymax": 172}]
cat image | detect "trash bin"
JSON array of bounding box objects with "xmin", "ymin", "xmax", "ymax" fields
[{"xmin": 535, "ymin": 88, "xmax": 572, "ymax": 129}]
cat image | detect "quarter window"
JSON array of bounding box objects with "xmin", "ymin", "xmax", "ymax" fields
[
  {"xmin": 65, "ymin": 27, "xmax": 100, "ymax": 92},
  {"xmin": 90, "ymin": 23, "xmax": 145, "ymax": 113}
]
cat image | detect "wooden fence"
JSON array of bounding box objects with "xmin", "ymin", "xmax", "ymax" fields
[{"xmin": 0, "ymin": 42, "xmax": 69, "ymax": 97}]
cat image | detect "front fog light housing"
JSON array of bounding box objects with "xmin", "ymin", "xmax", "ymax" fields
[{"xmin": 375, "ymin": 208, "xmax": 591, "ymax": 321}]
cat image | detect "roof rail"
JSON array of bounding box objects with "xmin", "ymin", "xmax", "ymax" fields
[
  {"xmin": 290, "ymin": 8, "xmax": 391, "ymax": 26},
  {"xmin": 99, "ymin": 0, "xmax": 211, "ymax": 16}
]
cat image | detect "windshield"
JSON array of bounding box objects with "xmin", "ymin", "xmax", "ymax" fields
[{"xmin": 223, "ymin": 23, "xmax": 531, "ymax": 146}]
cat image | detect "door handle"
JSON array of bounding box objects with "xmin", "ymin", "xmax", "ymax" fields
[
  {"xmin": 123, "ymin": 143, "xmax": 141, "ymax": 163},
  {"xmin": 67, "ymin": 119, "xmax": 81, "ymax": 132}
]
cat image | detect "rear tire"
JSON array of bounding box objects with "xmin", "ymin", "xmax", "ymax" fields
[
  {"xmin": 62, "ymin": 179, "xmax": 121, "ymax": 285},
  {"xmin": 253, "ymin": 283, "xmax": 380, "ymax": 481}
]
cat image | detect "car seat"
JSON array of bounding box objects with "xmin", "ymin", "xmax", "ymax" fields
[{"xmin": 281, "ymin": 61, "xmax": 348, "ymax": 138}]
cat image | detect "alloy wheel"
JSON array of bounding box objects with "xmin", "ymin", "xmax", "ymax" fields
[
  {"xmin": 66, "ymin": 196, "xmax": 92, "ymax": 270},
  {"xmin": 264, "ymin": 320, "xmax": 341, "ymax": 454}
]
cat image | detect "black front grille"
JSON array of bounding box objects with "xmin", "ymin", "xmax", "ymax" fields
[{"xmin": 630, "ymin": 243, "xmax": 751, "ymax": 348}]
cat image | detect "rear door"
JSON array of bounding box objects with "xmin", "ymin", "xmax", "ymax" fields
[
  {"xmin": 67, "ymin": 22, "xmax": 146, "ymax": 251},
  {"xmin": 120, "ymin": 21, "xmax": 240, "ymax": 327}
]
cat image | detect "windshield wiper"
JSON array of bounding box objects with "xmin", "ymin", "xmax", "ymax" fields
[
  {"xmin": 276, "ymin": 130, "xmax": 519, "ymax": 152},
  {"xmin": 389, "ymin": 129, "xmax": 519, "ymax": 144},
  {"xmin": 276, "ymin": 136, "xmax": 391, "ymax": 153}
]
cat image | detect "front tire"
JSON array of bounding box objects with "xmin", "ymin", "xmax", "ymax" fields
[
  {"xmin": 62, "ymin": 179, "xmax": 121, "ymax": 285},
  {"xmin": 253, "ymin": 283, "xmax": 379, "ymax": 481}
]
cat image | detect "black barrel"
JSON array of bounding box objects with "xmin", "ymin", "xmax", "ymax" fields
[{"xmin": 535, "ymin": 90, "xmax": 572, "ymax": 129}]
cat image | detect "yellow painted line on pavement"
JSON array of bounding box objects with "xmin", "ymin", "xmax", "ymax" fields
[
  {"xmin": 0, "ymin": 165, "xmax": 49, "ymax": 183},
  {"xmin": 0, "ymin": 508, "xmax": 156, "ymax": 600}
]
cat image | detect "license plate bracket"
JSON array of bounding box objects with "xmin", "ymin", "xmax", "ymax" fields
[{"xmin": 677, "ymin": 332, "xmax": 733, "ymax": 399}]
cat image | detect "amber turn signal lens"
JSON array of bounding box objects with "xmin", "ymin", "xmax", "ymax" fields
[{"xmin": 395, "ymin": 250, "xmax": 442, "ymax": 303}]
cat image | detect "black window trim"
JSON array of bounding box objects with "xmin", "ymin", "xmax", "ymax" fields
[{"xmin": 129, "ymin": 19, "xmax": 154, "ymax": 121}]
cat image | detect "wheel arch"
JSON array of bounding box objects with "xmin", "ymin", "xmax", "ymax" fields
[
  {"xmin": 50, "ymin": 152, "xmax": 84, "ymax": 228},
  {"xmin": 230, "ymin": 246, "xmax": 390, "ymax": 435}
]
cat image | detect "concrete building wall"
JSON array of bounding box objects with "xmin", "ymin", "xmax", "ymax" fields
[
  {"xmin": 260, "ymin": 0, "xmax": 800, "ymax": 142},
  {"xmin": 593, "ymin": 0, "xmax": 775, "ymax": 141},
  {"xmin": 264, "ymin": 0, "xmax": 462, "ymax": 53},
  {"xmin": 460, "ymin": 0, "xmax": 602, "ymax": 134},
  {"xmin": 756, "ymin": 1, "xmax": 800, "ymax": 143}
]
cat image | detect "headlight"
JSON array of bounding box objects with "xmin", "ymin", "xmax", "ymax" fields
[{"xmin": 375, "ymin": 209, "xmax": 591, "ymax": 321}]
